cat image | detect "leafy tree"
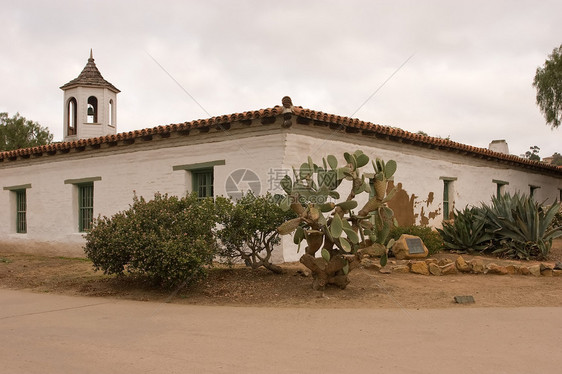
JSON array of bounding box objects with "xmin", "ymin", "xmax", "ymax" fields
[
  {"xmin": 0, "ymin": 112, "xmax": 53, "ymax": 151},
  {"xmin": 521, "ymin": 145, "xmax": 540, "ymax": 161},
  {"xmin": 533, "ymin": 44, "xmax": 562, "ymax": 129},
  {"xmin": 218, "ymin": 192, "xmax": 296, "ymax": 274},
  {"xmin": 548, "ymin": 152, "xmax": 562, "ymax": 166}
]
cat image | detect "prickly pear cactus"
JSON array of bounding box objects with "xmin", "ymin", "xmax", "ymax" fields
[{"xmin": 276, "ymin": 150, "xmax": 398, "ymax": 290}]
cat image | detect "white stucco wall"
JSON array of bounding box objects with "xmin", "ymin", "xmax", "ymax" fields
[
  {"xmin": 0, "ymin": 126, "xmax": 287, "ymax": 257},
  {"xmin": 1, "ymin": 122, "xmax": 560, "ymax": 262},
  {"xmin": 277, "ymin": 128, "xmax": 561, "ymax": 262}
]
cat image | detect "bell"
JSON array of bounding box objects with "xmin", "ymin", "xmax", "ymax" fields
[{"xmin": 87, "ymin": 106, "xmax": 95, "ymax": 116}]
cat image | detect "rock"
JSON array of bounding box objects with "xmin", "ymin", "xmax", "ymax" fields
[
  {"xmin": 392, "ymin": 234, "xmax": 429, "ymax": 260},
  {"xmin": 505, "ymin": 265, "xmax": 518, "ymax": 275},
  {"xmin": 486, "ymin": 263, "xmax": 508, "ymax": 275},
  {"xmin": 409, "ymin": 261, "xmax": 430, "ymax": 275},
  {"xmin": 529, "ymin": 265, "xmax": 541, "ymax": 277},
  {"xmin": 429, "ymin": 263, "xmax": 442, "ymax": 276},
  {"xmin": 518, "ymin": 266, "xmax": 530, "ymax": 275},
  {"xmin": 440, "ymin": 262, "xmax": 458, "ymax": 275},
  {"xmin": 454, "ymin": 295, "xmax": 475, "ymax": 304},
  {"xmin": 540, "ymin": 263, "xmax": 554, "ymax": 271},
  {"xmin": 540, "ymin": 264, "xmax": 553, "ymax": 277},
  {"xmin": 392, "ymin": 265, "xmax": 410, "ymax": 273},
  {"xmin": 361, "ymin": 258, "xmax": 382, "ymax": 271},
  {"xmin": 438, "ymin": 258, "xmax": 453, "ymax": 266},
  {"xmin": 296, "ymin": 269, "xmax": 310, "ymax": 277},
  {"xmin": 425, "ymin": 258, "xmax": 438, "ymax": 265},
  {"xmin": 379, "ymin": 268, "xmax": 392, "ymax": 274},
  {"xmin": 555, "ymin": 262, "xmax": 562, "ymax": 270},
  {"xmin": 469, "ymin": 258, "xmax": 485, "ymax": 274},
  {"xmin": 360, "ymin": 243, "xmax": 387, "ymax": 258},
  {"xmin": 455, "ymin": 256, "xmax": 471, "ymax": 273},
  {"xmin": 553, "ymin": 269, "xmax": 562, "ymax": 277}
]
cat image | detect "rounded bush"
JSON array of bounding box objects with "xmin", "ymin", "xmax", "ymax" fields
[{"xmin": 84, "ymin": 193, "xmax": 225, "ymax": 287}]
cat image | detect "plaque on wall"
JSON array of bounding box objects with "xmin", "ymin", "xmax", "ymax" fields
[{"xmin": 406, "ymin": 238, "xmax": 425, "ymax": 254}]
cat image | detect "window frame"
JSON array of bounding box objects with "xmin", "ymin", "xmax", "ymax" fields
[
  {"xmin": 440, "ymin": 177, "xmax": 457, "ymax": 220},
  {"xmin": 173, "ymin": 160, "xmax": 225, "ymax": 198},
  {"xmin": 15, "ymin": 189, "xmax": 27, "ymax": 233},
  {"xmin": 192, "ymin": 168, "xmax": 214, "ymax": 198},
  {"xmin": 492, "ymin": 179, "xmax": 509, "ymax": 198},
  {"xmin": 64, "ymin": 177, "xmax": 101, "ymax": 232},
  {"xmin": 3, "ymin": 184, "xmax": 31, "ymax": 234}
]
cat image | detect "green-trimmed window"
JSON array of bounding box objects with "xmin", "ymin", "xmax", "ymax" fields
[
  {"xmin": 529, "ymin": 185, "xmax": 540, "ymax": 199},
  {"xmin": 493, "ymin": 179, "xmax": 509, "ymax": 198},
  {"xmin": 78, "ymin": 183, "xmax": 94, "ymax": 232},
  {"xmin": 16, "ymin": 189, "xmax": 27, "ymax": 233},
  {"xmin": 192, "ymin": 169, "xmax": 213, "ymax": 198},
  {"xmin": 440, "ymin": 177, "xmax": 457, "ymax": 220}
]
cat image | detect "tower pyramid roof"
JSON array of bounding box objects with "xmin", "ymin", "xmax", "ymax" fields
[{"xmin": 60, "ymin": 49, "xmax": 120, "ymax": 93}]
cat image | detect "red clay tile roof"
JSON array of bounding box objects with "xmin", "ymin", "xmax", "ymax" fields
[
  {"xmin": 60, "ymin": 50, "xmax": 120, "ymax": 93},
  {"xmin": 1, "ymin": 96, "xmax": 561, "ymax": 176}
]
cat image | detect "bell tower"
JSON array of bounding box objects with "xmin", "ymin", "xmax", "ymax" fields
[{"xmin": 60, "ymin": 50, "xmax": 120, "ymax": 142}]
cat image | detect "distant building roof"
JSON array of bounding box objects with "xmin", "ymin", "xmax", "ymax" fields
[{"xmin": 60, "ymin": 49, "xmax": 120, "ymax": 93}]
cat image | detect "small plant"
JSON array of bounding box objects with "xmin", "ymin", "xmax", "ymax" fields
[
  {"xmin": 84, "ymin": 193, "xmax": 227, "ymax": 287},
  {"xmin": 389, "ymin": 225, "xmax": 443, "ymax": 255},
  {"xmin": 277, "ymin": 150, "xmax": 398, "ymax": 290},
  {"xmin": 218, "ymin": 192, "xmax": 296, "ymax": 274},
  {"xmin": 437, "ymin": 206, "xmax": 493, "ymax": 252}
]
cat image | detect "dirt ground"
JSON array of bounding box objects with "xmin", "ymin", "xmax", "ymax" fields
[{"xmin": 1, "ymin": 239, "xmax": 561, "ymax": 309}]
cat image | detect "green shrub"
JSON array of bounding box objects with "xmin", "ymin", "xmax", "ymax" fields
[
  {"xmin": 84, "ymin": 193, "xmax": 228, "ymax": 287},
  {"xmin": 218, "ymin": 192, "xmax": 296, "ymax": 274},
  {"xmin": 436, "ymin": 206, "xmax": 494, "ymax": 253},
  {"xmin": 483, "ymin": 193, "xmax": 562, "ymax": 260},
  {"xmin": 389, "ymin": 225, "xmax": 443, "ymax": 255}
]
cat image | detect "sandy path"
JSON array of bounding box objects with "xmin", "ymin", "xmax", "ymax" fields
[{"xmin": 1, "ymin": 288, "xmax": 561, "ymax": 374}]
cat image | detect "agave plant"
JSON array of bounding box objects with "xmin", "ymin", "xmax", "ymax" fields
[
  {"xmin": 436, "ymin": 206, "xmax": 494, "ymax": 252},
  {"xmin": 483, "ymin": 193, "xmax": 562, "ymax": 259}
]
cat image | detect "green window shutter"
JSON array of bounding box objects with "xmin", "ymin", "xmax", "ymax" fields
[
  {"xmin": 16, "ymin": 189, "xmax": 27, "ymax": 233},
  {"xmin": 192, "ymin": 169, "xmax": 214, "ymax": 198},
  {"xmin": 78, "ymin": 183, "xmax": 94, "ymax": 232}
]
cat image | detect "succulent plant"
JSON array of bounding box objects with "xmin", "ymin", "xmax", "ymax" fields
[{"xmin": 276, "ymin": 150, "xmax": 398, "ymax": 290}]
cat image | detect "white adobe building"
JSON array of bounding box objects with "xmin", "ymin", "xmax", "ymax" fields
[{"xmin": 1, "ymin": 53, "xmax": 561, "ymax": 261}]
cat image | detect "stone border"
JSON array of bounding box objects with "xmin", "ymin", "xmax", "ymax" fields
[{"xmin": 361, "ymin": 256, "xmax": 562, "ymax": 277}]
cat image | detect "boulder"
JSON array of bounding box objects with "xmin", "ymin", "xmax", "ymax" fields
[
  {"xmin": 429, "ymin": 263, "xmax": 442, "ymax": 276},
  {"xmin": 469, "ymin": 258, "xmax": 485, "ymax": 274},
  {"xmin": 392, "ymin": 265, "xmax": 410, "ymax": 273},
  {"xmin": 555, "ymin": 262, "xmax": 562, "ymax": 270},
  {"xmin": 518, "ymin": 266, "xmax": 530, "ymax": 275},
  {"xmin": 505, "ymin": 265, "xmax": 518, "ymax": 275},
  {"xmin": 529, "ymin": 265, "xmax": 541, "ymax": 277},
  {"xmin": 361, "ymin": 258, "xmax": 382, "ymax": 271},
  {"xmin": 379, "ymin": 268, "xmax": 392, "ymax": 274},
  {"xmin": 360, "ymin": 243, "xmax": 386, "ymax": 258},
  {"xmin": 440, "ymin": 262, "xmax": 458, "ymax": 275},
  {"xmin": 391, "ymin": 234, "xmax": 429, "ymax": 260},
  {"xmin": 409, "ymin": 261, "xmax": 430, "ymax": 275},
  {"xmin": 455, "ymin": 256, "xmax": 471, "ymax": 273},
  {"xmin": 438, "ymin": 258, "xmax": 453, "ymax": 266},
  {"xmin": 486, "ymin": 263, "xmax": 508, "ymax": 275},
  {"xmin": 540, "ymin": 263, "xmax": 553, "ymax": 277},
  {"xmin": 553, "ymin": 269, "xmax": 562, "ymax": 277}
]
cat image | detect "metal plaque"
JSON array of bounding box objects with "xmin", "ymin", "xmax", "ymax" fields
[{"xmin": 406, "ymin": 238, "xmax": 425, "ymax": 254}]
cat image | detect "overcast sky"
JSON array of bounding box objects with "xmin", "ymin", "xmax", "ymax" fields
[{"xmin": 1, "ymin": 0, "xmax": 561, "ymax": 158}]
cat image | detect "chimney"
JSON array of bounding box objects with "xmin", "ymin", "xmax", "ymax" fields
[{"xmin": 488, "ymin": 139, "xmax": 509, "ymax": 154}]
